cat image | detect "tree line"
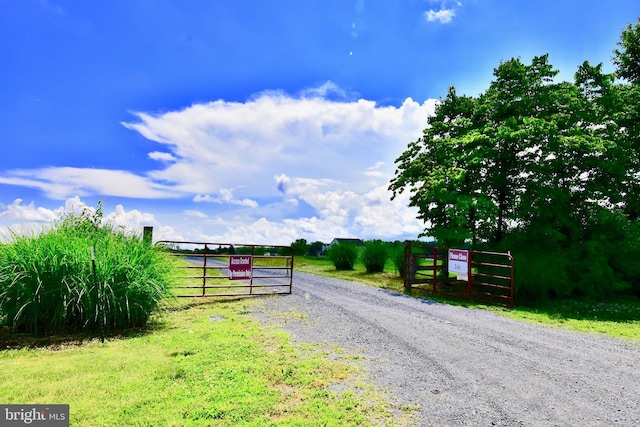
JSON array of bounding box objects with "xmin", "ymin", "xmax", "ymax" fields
[{"xmin": 389, "ymin": 18, "xmax": 640, "ymax": 301}]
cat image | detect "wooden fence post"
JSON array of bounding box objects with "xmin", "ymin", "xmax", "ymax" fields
[{"xmin": 143, "ymin": 226, "xmax": 153, "ymax": 245}]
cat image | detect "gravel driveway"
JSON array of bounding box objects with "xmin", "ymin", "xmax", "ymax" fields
[{"xmin": 253, "ymin": 271, "xmax": 640, "ymax": 426}]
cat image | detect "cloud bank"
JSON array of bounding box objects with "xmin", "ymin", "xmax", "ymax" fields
[{"xmin": 0, "ymin": 83, "xmax": 437, "ymax": 243}]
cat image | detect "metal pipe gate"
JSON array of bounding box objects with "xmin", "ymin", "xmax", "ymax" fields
[
  {"xmin": 157, "ymin": 241, "xmax": 294, "ymax": 297},
  {"xmin": 404, "ymin": 242, "xmax": 514, "ymax": 307}
]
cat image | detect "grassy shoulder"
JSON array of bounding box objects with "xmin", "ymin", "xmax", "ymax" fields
[
  {"xmin": 0, "ymin": 296, "xmax": 403, "ymax": 426},
  {"xmin": 295, "ymin": 256, "xmax": 640, "ymax": 342}
]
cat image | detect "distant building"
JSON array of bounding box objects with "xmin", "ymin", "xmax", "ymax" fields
[{"xmin": 328, "ymin": 238, "xmax": 364, "ymax": 248}]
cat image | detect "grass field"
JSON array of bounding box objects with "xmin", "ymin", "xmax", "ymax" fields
[{"xmin": 0, "ymin": 297, "xmax": 403, "ymax": 426}]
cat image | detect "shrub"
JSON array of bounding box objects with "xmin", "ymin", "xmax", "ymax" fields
[
  {"xmin": 500, "ymin": 209, "xmax": 640, "ymax": 303},
  {"xmin": 513, "ymin": 248, "xmax": 572, "ymax": 301},
  {"xmin": 326, "ymin": 243, "xmax": 358, "ymax": 270},
  {"xmin": 0, "ymin": 204, "xmax": 175, "ymax": 335},
  {"xmin": 392, "ymin": 244, "xmax": 406, "ymax": 277},
  {"xmin": 361, "ymin": 240, "xmax": 388, "ymax": 273}
]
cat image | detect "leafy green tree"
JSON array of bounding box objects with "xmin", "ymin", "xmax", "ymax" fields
[
  {"xmin": 610, "ymin": 18, "xmax": 640, "ymax": 221},
  {"xmin": 291, "ymin": 238, "xmax": 309, "ymax": 256},
  {"xmin": 390, "ymin": 55, "xmax": 601, "ymax": 248},
  {"xmin": 389, "ymin": 86, "xmax": 485, "ymax": 247},
  {"xmin": 309, "ymin": 241, "xmax": 325, "ymax": 256},
  {"xmin": 613, "ymin": 17, "xmax": 640, "ymax": 82}
]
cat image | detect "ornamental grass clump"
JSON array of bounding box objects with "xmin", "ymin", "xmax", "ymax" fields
[
  {"xmin": 0, "ymin": 203, "xmax": 174, "ymax": 335},
  {"xmin": 326, "ymin": 243, "xmax": 358, "ymax": 270},
  {"xmin": 361, "ymin": 240, "xmax": 388, "ymax": 273}
]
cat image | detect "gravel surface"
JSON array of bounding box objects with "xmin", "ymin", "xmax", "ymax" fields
[{"xmin": 252, "ymin": 271, "xmax": 640, "ymax": 426}]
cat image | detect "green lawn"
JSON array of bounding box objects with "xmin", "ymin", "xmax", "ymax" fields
[{"xmin": 0, "ymin": 297, "xmax": 402, "ymax": 426}]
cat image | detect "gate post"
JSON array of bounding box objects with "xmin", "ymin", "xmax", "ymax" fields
[
  {"xmin": 509, "ymin": 251, "xmax": 515, "ymax": 307},
  {"xmin": 432, "ymin": 247, "xmax": 438, "ymax": 294},
  {"xmin": 143, "ymin": 226, "xmax": 153, "ymax": 245},
  {"xmin": 249, "ymin": 245, "xmax": 254, "ymax": 295},
  {"xmin": 202, "ymin": 244, "xmax": 208, "ymax": 296},
  {"xmin": 466, "ymin": 250, "xmax": 473, "ymax": 300}
]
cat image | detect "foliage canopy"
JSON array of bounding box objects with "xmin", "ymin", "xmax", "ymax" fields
[{"xmin": 390, "ymin": 18, "xmax": 640, "ymax": 300}]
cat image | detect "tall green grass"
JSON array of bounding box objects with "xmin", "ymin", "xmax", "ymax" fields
[
  {"xmin": 326, "ymin": 244, "xmax": 359, "ymax": 270},
  {"xmin": 0, "ymin": 206, "xmax": 175, "ymax": 335},
  {"xmin": 360, "ymin": 240, "xmax": 388, "ymax": 273}
]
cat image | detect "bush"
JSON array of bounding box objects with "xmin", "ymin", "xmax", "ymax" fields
[
  {"xmin": 392, "ymin": 244, "xmax": 406, "ymax": 277},
  {"xmin": 512, "ymin": 248, "xmax": 572, "ymax": 301},
  {"xmin": 497, "ymin": 211, "xmax": 640, "ymax": 303},
  {"xmin": 361, "ymin": 240, "xmax": 388, "ymax": 273},
  {"xmin": 0, "ymin": 204, "xmax": 175, "ymax": 335},
  {"xmin": 326, "ymin": 243, "xmax": 358, "ymax": 270}
]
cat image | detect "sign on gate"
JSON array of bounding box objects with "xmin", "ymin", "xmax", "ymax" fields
[
  {"xmin": 229, "ymin": 255, "xmax": 253, "ymax": 280},
  {"xmin": 448, "ymin": 249, "xmax": 469, "ymax": 281}
]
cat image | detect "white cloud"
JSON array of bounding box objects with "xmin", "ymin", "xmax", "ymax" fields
[
  {"xmin": 148, "ymin": 151, "xmax": 177, "ymax": 162},
  {"xmin": 0, "ymin": 199, "xmax": 56, "ymax": 223},
  {"xmin": 272, "ymin": 175, "xmax": 423, "ymax": 241},
  {"xmin": 193, "ymin": 189, "xmax": 258, "ymax": 208},
  {"xmin": 0, "ymin": 167, "xmax": 181, "ymax": 199},
  {"xmin": 354, "ymin": 186, "xmax": 423, "ymax": 238},
  {"xmin": 193, "ymin": 216, "xmax": 351, "ymax": 246},
  {"xmin": 0, "ymin": 190, "xmax": 423, "ymax": 246},
  {"xmin": 425, "ymin": 9, "xmax": 456, "ymax": 23},
  {"xmin": 0, "ymin": 197, "xmax": 183, "ymax": 243},
  {"xmin": 299, "ymin": 81, "xmax": 350, "ymax": 99},
  {"xmin": 364, "ymin": 161, "xmax": 386, "ymax": 178},
  {"xmin": 120, "ymin": 87, "xmax": 437, "ymax": 197},
  {"xmin": 183, "ymin": 209, "xmax": 208, "ymax": 219},
  {"xmin": 0, "ymin": 84, "xmax": 436, "ymax": 205},
  {"xmin": 424, "ymin": 0, "xmax": 462, "ymax": 24},
  {"xmin": 102, "ymin": 204, "xmax": 183, "ymax": 241}
]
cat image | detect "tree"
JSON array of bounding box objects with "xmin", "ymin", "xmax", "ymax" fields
[
  {"xmin": 389, "ymin": 86, "xmax": 486, "ymax": 247},
  {"xmin": 290, "ymin": 238, "xmax": 309, "ymax": 256},
  {"xmin": 613, "ymin": 17, "xmax": 640, "ymax": 83},
  {"xmin": 611, "ymin": 18, "xmax": 640, "ymax": 221},
  {"xmin": 390, "ymin": 55, "xmax": 599, "ymax": 248}
]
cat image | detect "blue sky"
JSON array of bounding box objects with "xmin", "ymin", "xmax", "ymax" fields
[{"xmin": 1, "ymin": 0, "xmax": 638, "ymax": 245}]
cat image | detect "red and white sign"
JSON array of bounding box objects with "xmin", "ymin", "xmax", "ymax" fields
[
  {"xmin": 448, "ymin": 249, "xmax": 469, "ymax": 281},
  {"xmin": 229, "ymin": 255, "xmax": 253, "ymax": 280}
]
